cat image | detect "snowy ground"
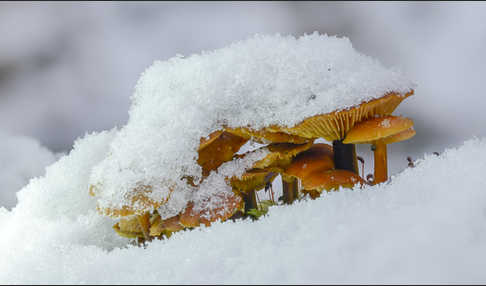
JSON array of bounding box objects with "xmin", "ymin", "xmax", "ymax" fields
[{"xmin": 1, "ymin": 133, "xmax": 485, "ymax": 284}]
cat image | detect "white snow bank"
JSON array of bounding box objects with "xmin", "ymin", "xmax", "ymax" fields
[
  {"xmin": 0, "ymin": 131, "xmax": 58, "ymax": 208},
  {"xmin": 1, "ymin": 137, "xmax": 486, "ymax": 283},
  {"xmin": 90, "ymin": 33, "xmax": 414, "ymax": 215},
  {"xmin": 0, "ymin": 130, "xmax": 127, "ymax": 268}
]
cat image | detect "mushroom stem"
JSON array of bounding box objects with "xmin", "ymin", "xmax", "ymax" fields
[
  {"xmin": 137, "ymin": 212, "xmax": 152, "ymax": 241},
  {"xmin": 243, "ymin": 190, "xmax": 258, "ymax": 213},
  {"xmin": 373, "ymin": 141, "xmax": 388, "ymax": 184},
  {"xmin": 332, "ymin": 140, "xmax": 359, "ymax": 174},
  {"xmin": 282, "ymin": 174, "xmax": 298, "ymax": 204}
]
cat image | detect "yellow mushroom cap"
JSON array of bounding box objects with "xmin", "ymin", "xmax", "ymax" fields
[
  {"xmin": 149, "ymin": 214, "xmax": 184, "ymax": 237},
  {"xmin": 228, "ymin": 141, "xmax": 314, "ymax": 194},
  {"xmin": 229, "ymin": 169, "xmax": 279, "ymax": 194},
  {"xmin": 224, "ymin": 126, "xmax": 309, "ymax": 144},
  {"xmin": 302, "ymin": 169, "xmax": 365, "ymax": 192},
  {"xmin": 267, "ymin": 90, "xmax": 413, "ymax": 141},
  {"xmin": 284, "ymin": 143, "xmax": 335, "ymax": 181},
  {"xmin": 251, "ymin": 141, "xmax": 314, "ymax": 170},
  {"xmin": 342, "ymin": 115, "xmax": 414, "ymax": 144},
  {"xmin": 197, "ymin": 130, "xmax": 248, "ymax": 177},
  {"xmin": 113, "ymin": 216, "xmax": 145, "ymax": 239}
]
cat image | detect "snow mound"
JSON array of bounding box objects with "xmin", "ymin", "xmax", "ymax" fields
[
  {"xmin": 90, "ymin": 32, "xmax": 414, "ymax": 215},
  {"xmin": 0, "ymin": 130, "xmax": 127, "ymax": 260},
  {"xmin": 1, "ymin": 136, "xmax": 486, "ymax": 283},
  {"xmin": 0, "ymin": 131, "xmax": 57, "ymax": 208}
]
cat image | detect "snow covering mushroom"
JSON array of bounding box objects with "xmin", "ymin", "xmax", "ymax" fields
[
  {"xmin": 88, "ymin": 33, "xmax": 415, "ymax": 240},
  {"xmin": 343, "ymin": 115, "xmax": 415, "ymax": 184}
]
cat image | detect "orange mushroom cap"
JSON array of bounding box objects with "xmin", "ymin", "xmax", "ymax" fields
[
  {"xmin": 302, "ymin": 169, "xmax": 365, "ymax": 192},
  {"xmin": 284, "ymin": 143, "xmax": 335, "ymax": 181},
  {"xmin": 179, "ymin": 192, "xmax": 243, "ymax": 228},
  {"xmin": 149, "ymin": 214, "xmax": 184, "ymax": 236},
  {"xmin": 381, "ymin": 127, "xmax": 416, "ymax": 145},
  {"xmin": 343, "ymin": 115, "xmax": 414, "ymax": 144},
  {"xmin": 225, "ymin": 126, "xmax": 310, "ymax": 144},
  {"xmin": 268, "ymin": 91, "xmax": 413, "ymax": 141},
  {"xmin": 197, "ymin": 130, "xmax": 248, "ymax": 177}
]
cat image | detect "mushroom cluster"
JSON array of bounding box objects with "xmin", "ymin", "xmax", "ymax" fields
[
  {"xmin": 93, "ymin": 89, "xmax": 415, "ymax": 243},
  {"xmin": 87, "ymin": 34, "xmax": 416, "ymax": 243}
]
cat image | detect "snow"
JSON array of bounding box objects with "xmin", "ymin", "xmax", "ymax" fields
[
  {"xmin": 1, "ymin": 135, "xmax": 486, "ymax": 283},
  {"xmin": 90, "ymin": 33, "xmax": 414, "ymax": 216},
  {"xmin": 0, "ymin": 131, "xmax": 58, "ymax": 209},
  {"xmin": 381, "ymin": 118, "xmax": 391, "ymax": 128}
]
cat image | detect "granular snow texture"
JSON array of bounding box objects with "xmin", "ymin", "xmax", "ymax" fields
[{"xmin": 1, "ymin": 135, "xmax": 485, "ymax": 284}]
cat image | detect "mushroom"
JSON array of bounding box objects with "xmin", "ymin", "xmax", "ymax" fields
[
  {"xmin": 229, "ymin": 141, "xmax": 314, "ymax": 208},
  {"xmin": 91, "ymin": 184, "xmax": 173, "ymax": 218},
  {"xmin": 225, "ymin": 126, "xmax": 310, "ymax": 145},
  {"xmin": 281, "ymin": 143, "xmax": 335, "ymax": 203},
  {"xmin": 343, "ymin": 115, "xmax": 415, "ymax": 184},
  {"xmin": 197, "ymin": 130, "xmax": 248, "ymax": 177},
  {"xmin": 229, "ymin": 169, "xmax": 278, "ymax": 212},
  {"xmin": 179, "ymin": 192, "xmax": 243, "ymax": 228},
  {"xmin": 300, "ymin": 169, "xmax": 366, "ymax": 199},
  {"xmin": 149, "ymin": 213, "xmax": 185, "ymax": 238},
  {"xmin": 267, "ymin": 91, "xmax": 414, "ymax": 174},
  {"xmin": 90, "ymin": 182, "xmax": 178, "ymax": 242},
  {"xmin": 284, "ymin": 143, "xmax": 335, "ymax": 181},
  {"xmin": 113, "ymin": 215, "xmax": 145, "ymax": 239}
]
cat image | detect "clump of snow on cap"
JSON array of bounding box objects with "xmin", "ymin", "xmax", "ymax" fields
[
  {"xmin": 90, "ymin": 32, "xmax": 414, "ymax": 215},
  {"xmin": 190, "ymin": 147, "xmax": 270, "ymax": 219}
]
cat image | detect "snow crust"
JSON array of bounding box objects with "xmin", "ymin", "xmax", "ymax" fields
[
  {"xmin": 90, "ymin": 33, "xmax": 414, "ymax": 214},
  {"xmin": 1, "ymin": 136, "xmax": 486, "ymax": 283}
]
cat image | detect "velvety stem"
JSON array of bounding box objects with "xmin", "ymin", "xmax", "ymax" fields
[
  {"xmin": 282, "ymin": 175, "xmax": 298, "ymax": 204},
  {"xmin": 333, "ymin": 140, "xmax": 359, "ymax": 174},
  {"xmin": 373, "ymin": 141, "xmax": 388, "ymax": 184}
]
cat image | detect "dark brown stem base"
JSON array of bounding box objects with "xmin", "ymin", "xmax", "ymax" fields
[
  {"xmin": 282, "ymin": 176, "xmax": 298, "ymax": 204},
  {"xmin": 333, "ymin": 140, "xmax": 358, "ymax": 174},
  {"xmin": 243, "ymin": 190, "xmax": 258, "ymax": 213}
]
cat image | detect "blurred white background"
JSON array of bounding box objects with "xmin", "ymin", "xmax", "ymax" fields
[{"xmin": 1, "ymin": 2, "xmax": 486, "ymax": 207}]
